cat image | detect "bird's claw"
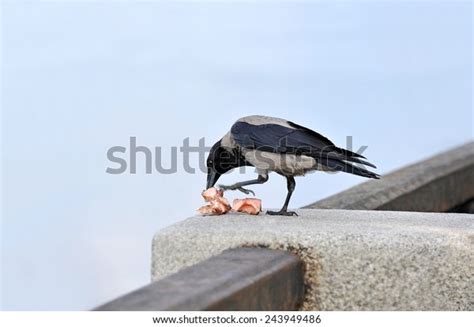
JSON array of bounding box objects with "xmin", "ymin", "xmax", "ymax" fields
[
  {"xmin": 237, "ymin": 187, "xmax": 255, "ymax": 196},
  {"xmin": 218, "ymin": 184, "xmax": 255, "ymax": 196},
  {"xmin": 267, "ymin": 210, "xmax": 298, "ymax": 216},
  {"xmin": 217, "ymin": 184, "xmax": 234, "ymax": 192}
]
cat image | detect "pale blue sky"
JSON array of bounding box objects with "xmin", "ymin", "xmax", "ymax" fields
[{"xmin": 1, "ymin": 1, "xmax": 472, "ymax": 310}]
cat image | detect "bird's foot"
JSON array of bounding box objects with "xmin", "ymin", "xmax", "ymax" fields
[
  {"xmin": 235, "ymin": 187, "xmax": 255, "ymax": 196},
  {"xmin": 267, "ymin": 210, "xmax": 298, "ymax": 216},
  {"xmin": 218, "ymin": 184, "xmax": 255, "ymax": 196}
]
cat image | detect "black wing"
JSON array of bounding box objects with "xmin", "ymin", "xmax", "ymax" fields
[{"xmin": 231, "ymin": 120, "xmax": 379, "ymax": 179}]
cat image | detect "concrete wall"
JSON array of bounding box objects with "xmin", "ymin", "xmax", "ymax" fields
[
  {"xmin": 146, "ymin": 143, "xmax": 474, "ymax": 310},
  {"xmin": 151, "ymin": 209, "xmax": 473, "ymax": 310}
]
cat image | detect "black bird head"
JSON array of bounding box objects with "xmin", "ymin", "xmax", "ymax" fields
[{"xmin": 206, "ymin": 140, "xmax": 245, "ymax": 189}]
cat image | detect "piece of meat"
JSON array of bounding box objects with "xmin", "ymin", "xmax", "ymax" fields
[
  {"xmin": 201, "ymin": 187, "xmax": 224, "ymax": 202},
  {"xmin": 197, "ymin": 201, "xmax": 230, "ymax": 215},
  {"xmin": 198, "ymin": 187, "xmax": 231, "ymax": 216},
  {"xmin": 232, "ymin": 198, "xmax": 262, "ymax": 215}
]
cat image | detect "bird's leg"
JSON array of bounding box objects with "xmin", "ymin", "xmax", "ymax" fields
[
  {"xmin": 267, "ymin": 176, "xmax": 298, "ymax": 216},
  {"xmin": 218, "ymin": 175, "xmax": 268, "ymax": 196}
]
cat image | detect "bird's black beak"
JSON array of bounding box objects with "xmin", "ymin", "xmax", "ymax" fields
[{"xmin": 206, "ymin": 169, "xmax": 220, "ymax": 189}]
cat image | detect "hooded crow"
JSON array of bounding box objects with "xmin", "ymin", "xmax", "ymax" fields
[{"xmin": 206, "ymin": 115, "xmax": 379, "ymax": 216}]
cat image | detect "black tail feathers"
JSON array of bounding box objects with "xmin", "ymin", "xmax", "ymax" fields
[{"xmin": 324, "ymin": 159, "xmax": 380, "ymax": 179}]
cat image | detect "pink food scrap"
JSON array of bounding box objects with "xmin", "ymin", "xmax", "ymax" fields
[
  {"xmin": 232, "ymin": 198, "xmax": 262, "ymax": 215},
  {"xmin": 197, "ymin": 187, "xmax": 231, "ymax": 215}
]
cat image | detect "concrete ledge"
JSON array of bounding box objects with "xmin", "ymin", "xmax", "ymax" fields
[
  {"xmin": 96, "ymin": 248, "xmax": 304, "ymax": 311},
  {"xmin": 304, "ymin": 142, "xmax": 474, "ymax": 212},
  {"xmin": 152, "ymin": 209, "xmax": 473, "ymax": 310}
]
